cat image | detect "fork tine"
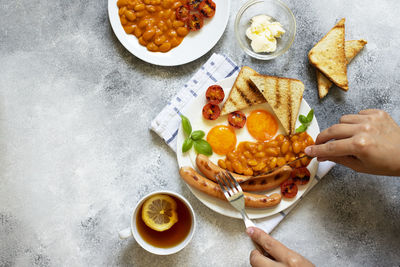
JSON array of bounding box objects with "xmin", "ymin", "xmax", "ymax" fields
[
  {"xmin": 221, "ymin": 172, "xmax": 238, "ymax": 195},
  {"xmin": 219, "ymin": 172, "xmax": 234, "ymax": 197},
  {"xmin": 226, "ymin": 172, "xmax": 243, "ymax": 193},
  {"xmin": 216, "ymin": 172, "xmax": 230, "ymax": 198}
]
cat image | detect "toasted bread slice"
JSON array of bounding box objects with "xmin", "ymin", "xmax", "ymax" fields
[
  {"xmin": 309, "ymin": 18, "xmax": 348, "ymax": 90},
  {"xmin": 221, "ymin": 66, "xmax": 266, "ymax": 115},
  {"xmin": 317, "ymin": 39, "xmax": 367, "ymax": 98},
  {"xmin": 250, "ymin": 75, "xmax": 305, "ymax": 135}
]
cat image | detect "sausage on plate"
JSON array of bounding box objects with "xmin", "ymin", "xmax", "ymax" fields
[
  {"xmin": 239, "ymin": 167, "xmax": 292, "ymax": 191},
  {"xmin": 196, "ymin": 154, "xmax": 292, "ymax": 191},
  {"xmin": 179, "ymin": 166, "xmax": 282, "ymax": 208}
]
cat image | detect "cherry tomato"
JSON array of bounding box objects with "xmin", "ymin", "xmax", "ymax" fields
[
  {"xmin": 188, "ymin": 0, "xmax": 202, "ymax": 10},
  {"xmin": 206, "ymin": 85, "xmax": 224, "ymax": 104},
  {"xmin": 202, "ymin": 103, "xmax": 221, "ymax": 120},
  {"xmin": 291, "ymin": 167, "xmax": 311, "ymax": 185},
  {"xmin": 176, "ymin": 5, "xmax": 190, "ymax": 22},
  {"xmin": 188, "ymin": 13, "xmax": 204, "ymax": 31},
  {"xmin": 280, "ymin": 179, "xmax": 298, "ymax": 198},
  {"xmin": 228, "ymin": 111, "xmax": 247, "ymax": 129},
  {"xmin": 199, "ymin": 0, "xmax": 216, "ymax": 18}
]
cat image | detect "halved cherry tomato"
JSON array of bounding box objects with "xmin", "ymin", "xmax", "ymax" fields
[
  {"xmin": 176, "ymin": 5, "xmax": 190, "ymax": 22},
  {"xmin": 291, "ymin": 167, "xmax": 311, "ymax": 185},
  {"xmin": 280, "ymin": 179, "xmax": 298, "ymax": 198},
  {"xmin": 199, "ymin": 0, "xmax": 216, "ymax": 18},
  {"xmin": 290, "ymin": 167, "xmax": 310, "ymax": 179},
  {"xmin": 206, "ymin": 85, "xmax": 224, "ymax": 104},
  {"xmin": 188, "ymin": 0, "xmax": 202, "ymax": 10},
  {"xmin": 228, "ymin": 111, "xmax": 247, "ymax": 129},
  {"xmin": 188, "ymin": 13, "xmax": 204, "ymax": 31},
  {"xmin": 293, "ymin": 176, "xmax": 310, "ymax": 185},
  {"xmin": 202, "ymin": 103, "xmax": 221, "ymax": 120}
]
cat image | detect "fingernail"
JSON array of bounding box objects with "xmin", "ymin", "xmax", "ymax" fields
[
  {"xmin": 246, "ymin": 227, "xmax": 254, "ymax": 236},
  {"xmin": 305, "ymin": 146, "xmax": 312, "ymax": 156}
]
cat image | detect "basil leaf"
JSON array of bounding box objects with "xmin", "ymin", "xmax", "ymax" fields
[
  {"xmin": 191, "ymin": 130, "xmax": 205, "ymax": 141},
  {"xmin": 306, "ymin": 109, "xmax": 314, "ymax": 123},
  {"xmin": 299, "ymin": 115, "xmax": 308, "ymax": 124},
  {"xmin": 295, "ymin": 124, "xmax": 308, "ymax": 133},
  {"xmin": 181, "ymin": 115, "xmax": 192, "ymax": 137},
  {"xmin": 182, "ymin": 138, "xmax": 193, "ymax": 153},
  {"xmin": 194, "ymin": 139, "xmax": 213, "ymax": 156}
]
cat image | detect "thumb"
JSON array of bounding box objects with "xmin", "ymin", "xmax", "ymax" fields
[{"xmin": 247, "ymin": 227, "xmax": 288, "ymax": 262}]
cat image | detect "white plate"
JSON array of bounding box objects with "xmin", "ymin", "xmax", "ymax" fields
[
  {"xmin": 177, "ymin": 75, "xmax": 320, "ymax": 219},
  {"xmin": 108, "ymin": 0, "xmax": 230, "ymax": 66}
]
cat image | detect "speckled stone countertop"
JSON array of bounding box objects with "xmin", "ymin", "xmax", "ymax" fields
[{"xmin": 1, "ymin": 0, "xmax": 399, "ymax": 266}]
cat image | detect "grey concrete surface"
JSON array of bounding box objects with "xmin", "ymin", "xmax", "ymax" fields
[{"xmin": 1, "ymin": 0, "xmax": 399, "ymax": 266}]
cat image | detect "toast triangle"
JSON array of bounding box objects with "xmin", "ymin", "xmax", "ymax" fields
[
  {"xmin": 309, "ymin": 18, "xmax": 348, "ymax": 91},
  {"xmin": 221, "ymin": 66, "xmax": 266, "ymax": 115},
  {"xmin": 250, "ymin": 74, "xmax": 305, "ymax": 135},
  {"xmin": 317, "ymin": 39, "xmax": 367, "ymax": 98}
]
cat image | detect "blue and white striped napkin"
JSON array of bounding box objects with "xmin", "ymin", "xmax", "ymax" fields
[
  {"xmin": 150, "ymin": 53, "xmax": 335, "ymax": 233},
  {"xmin": 151, "ymin": 53, "xmax": 239, "ymax": 151}
]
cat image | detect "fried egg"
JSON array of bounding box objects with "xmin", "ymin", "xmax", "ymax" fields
[
  {"xmin": 189, "ymin": 99, "xmax": 286, "ymax": 167},
  {"xmin": 206, "ymin": 125, "xmax": 237, "ymax": 155},
  {"xmin": 247, "ymin": 109, "xmax": 278, "ymax": 141}
]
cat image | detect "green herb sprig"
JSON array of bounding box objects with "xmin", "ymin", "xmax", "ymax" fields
[
  {"xmin": 295, "ymin": 109, "xmax": 314, "ymax": 133},
  {"xmin": 181, "ymin": 115, "xmax": 212, "ymax": 156}
]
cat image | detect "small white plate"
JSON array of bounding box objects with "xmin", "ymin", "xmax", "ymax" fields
[
  {"xmin": 176, "ymin": 75, "xmax": 320, "ymax": 219},
  {"xmin": 108, "ymin": 0, "xmax": 230, "ymax": 66}
]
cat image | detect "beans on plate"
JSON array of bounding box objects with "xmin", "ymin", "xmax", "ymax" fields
[
  {"xmin": 217, "ymin": 132, "xmax": 315, "ymax": 176},
  {"xmin": 117, "ymin": 0, "xmax": 216, "ymax": 53}
]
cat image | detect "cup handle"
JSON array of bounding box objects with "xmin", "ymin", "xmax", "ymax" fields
[{"xmin": 119, "ymin": 227, "xmax": 132, "ymax": 239}]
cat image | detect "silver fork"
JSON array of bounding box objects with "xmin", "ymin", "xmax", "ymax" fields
[
  {"xmin": 216, "ymin": 171, "xmax": 272, "ymax": 257},
  {"xmin": 215, "ymin": 171, "xmax": 255, "ymax": 228}
]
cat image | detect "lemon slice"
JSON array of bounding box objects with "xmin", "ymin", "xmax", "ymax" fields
[{"xmin": 142, "ymin": 194, "xmax": 178, "ymax": 232}]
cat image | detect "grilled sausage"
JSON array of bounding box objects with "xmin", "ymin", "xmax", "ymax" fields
[
  {"xmin": 196, "ymin": 154, "xmax": 292, "ymax": 191},
  {"xmin": 239, "ymin": 168, "xmax": 291, "ymax": 191},
  {"xmin": 179, "ymin": 166, "xmax": 282, "ymax": 208}
]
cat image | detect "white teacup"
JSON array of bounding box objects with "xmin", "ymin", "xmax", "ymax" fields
[{"xmin": 118, "ymin": 190, "xmax": 196, "ymax": 255}]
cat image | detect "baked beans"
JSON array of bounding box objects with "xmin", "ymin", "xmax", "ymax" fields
[
  {"xmin": 218, "ymin": 132, "xmax": 315, "ymax": 176},
  {"xmin": 117, "ymin": 0, "xmax": 189, "ymax": 52}
]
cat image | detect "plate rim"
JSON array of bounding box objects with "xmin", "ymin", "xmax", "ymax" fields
[
  {"xmin": 107, "ymin": 0, "xmax": 231, "ymax": 66},
  {"xmin": 176, "ymin": 75, "xmax": 321, "ymax": 219}
]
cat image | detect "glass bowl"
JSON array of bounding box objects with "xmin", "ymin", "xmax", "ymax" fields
[{"xmin": 235, "ymin": 0, "xmax": 296, "ymax": 60}]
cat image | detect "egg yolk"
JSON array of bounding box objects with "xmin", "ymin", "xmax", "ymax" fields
[
  {"xmin": 247, "ymin": 110, "xmax": 278, "ymax": 141},
  {"xmin": 206, "ymin": 125, "xmax": 237, "ymax": 155}
]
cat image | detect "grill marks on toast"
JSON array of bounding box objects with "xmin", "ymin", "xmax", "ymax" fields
[
  {"xmin": 247, "ymin": 80, "xmax": 264, "ymax": 100},
  {"xmin": 221, "ymin": 66, "xmax": 266, "ymax": 115},
  {"xmin": 249, "ymin": 74, "xmax": 304, "ymax": 135},
  {"xmin": 220, "ymin": 66, "xmax": 305, "ymax": 135},
  {"xmin": 236, "ymin": 86, "xmax": 252, "ymax": 106},
  {"xmin": 227, "ymin": 98, "xmax": 238, "ymax": 109}
]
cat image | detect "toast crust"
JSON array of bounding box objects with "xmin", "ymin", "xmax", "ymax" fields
[{"xmin": 309, "ymin": 18, "xmax": 348, "ymax": 91}]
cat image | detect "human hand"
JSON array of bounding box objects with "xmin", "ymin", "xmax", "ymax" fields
[
  {"xmin": 246, "ymin": 227, "xmax": 314, "ymax": 267},
  {"xmin": 305, "ymin": 109, "xmax": 400, "ymax": 176}
]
